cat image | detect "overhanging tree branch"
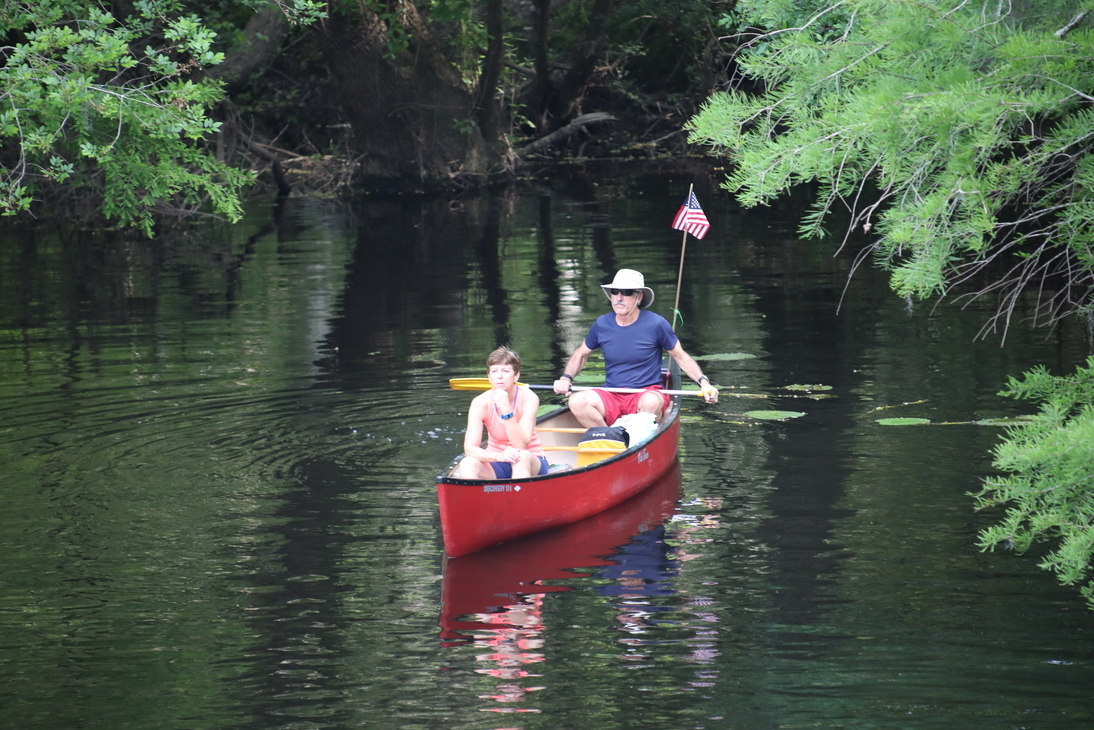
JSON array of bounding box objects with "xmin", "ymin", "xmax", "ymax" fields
[{"xmin": 515, "ymin": 112, "xmax": 617, "ymax": 158}]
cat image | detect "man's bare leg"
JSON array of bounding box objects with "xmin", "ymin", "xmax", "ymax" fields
[
  {"xmin": 636, "ymin": 390, "xmax": 666, "ymax": 423},
  {"xmin": 568, "ymin": 391, "xmax": 607, "ymax": 428}
]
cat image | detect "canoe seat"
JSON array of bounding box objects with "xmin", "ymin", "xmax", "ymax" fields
[{"xmin": 576, "ymin": 438, "xmax": 627, "ymax": 467}]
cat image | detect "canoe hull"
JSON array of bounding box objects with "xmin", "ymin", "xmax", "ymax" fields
[
  {"xmin": 436, "ymin": 377, "xmax": 681, "ymax": 557},
  {"xmin": 439, "ymin": 460, "xmax": 682, "ymax": 644}
]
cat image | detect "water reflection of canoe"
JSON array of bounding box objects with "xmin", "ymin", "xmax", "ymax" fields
[
  {"xmin": 439, "ymin": 460, "xmax": 682, "ymax": 645},
  {"xmin": 435, "ymin": 366, "xmax": 682, "ymax": 558}
]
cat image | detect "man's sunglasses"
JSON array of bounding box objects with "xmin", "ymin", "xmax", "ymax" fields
[{"xmin": 609, "ymin": 289, "xmax": 637, "ymax": 297}]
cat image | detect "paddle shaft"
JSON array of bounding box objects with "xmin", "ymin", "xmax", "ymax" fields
[
  {"xmin": 531, "ymin": 383, "xmax": 699, "ymax": 396},
  {"xmin": 448, "ymin": 377, "xmax": 701, "ymax": 396}
]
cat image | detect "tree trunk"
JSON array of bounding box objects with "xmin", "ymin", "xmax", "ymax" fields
[
  {"xmin": 473, "ymin": 0, "xmax": 505, "ymax": 145},
  {"xmin": 528, "ymin": 0, "xmax": 553, "ymax": 132},
  {"xmin": 550, "ymin": 0, "xmax": 613, "ymax": 123},
  {"xmin": 206, "ymin": 5, "xmax": 291, "ymax": 93},
  {"xmin": 311, "ymin": 0, "xmax": 502, "ymax": 190}
]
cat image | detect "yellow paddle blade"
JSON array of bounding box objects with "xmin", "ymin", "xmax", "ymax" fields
[{"xmin": 449, "ymin": 377, "xmax": 527, "ymax": 391}]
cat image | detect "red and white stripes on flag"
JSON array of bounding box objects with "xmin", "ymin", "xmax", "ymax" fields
[{"xmin": 671, "ymin": 191, "xmax": 710, "ymax": 240}]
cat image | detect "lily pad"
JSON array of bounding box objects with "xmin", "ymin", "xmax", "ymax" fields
[
  {"xmin": 694, "ymin": 353, "xmax": 757, "ymax": 361},
  {"xmin": 974, "ymin": 417, "xmax": 1036, "ymax": 426},
  {"xmin": 876, "ymin": 417, "xmax": 931, "ymax": 426},
  {"xmin": 745, "ymin": 410, "xmax": 806, "ymax": 420}
]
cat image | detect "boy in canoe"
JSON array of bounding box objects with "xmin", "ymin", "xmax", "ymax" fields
[
  {"xmin": 456, "ymin": 347, "xmax": 549, "ymax": 480},
  {"xmin": 552, "ymin": 269, "xmax": 718, "ymax": 428}
]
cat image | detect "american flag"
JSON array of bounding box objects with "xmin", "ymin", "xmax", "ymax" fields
[{"xmin": 671, "ymin": 191, "xmax": 710, "ymax": 239}]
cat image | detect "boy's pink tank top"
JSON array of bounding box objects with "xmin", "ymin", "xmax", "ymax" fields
[{"xmin": 484, "ymin": 386, "xmax": 545, "ymax": 456}]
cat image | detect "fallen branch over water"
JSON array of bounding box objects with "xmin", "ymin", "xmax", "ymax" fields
[{"xmin": 516, "ymin": 113, "xmax": 617, "ymax": 159}]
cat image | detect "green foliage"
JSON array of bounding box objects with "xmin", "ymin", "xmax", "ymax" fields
[
  {"xmin": 973, "ymin": 357, "xmax": 1094, "ymax": 607},
  {"xmin": 693, "ymin": 0, "xmax": 1094, "ymax": 608},
  {"xmin": 507, "ymin": 0, "xmax": 725, "ymax": 97},
  {"xmin": 0, "ymin": 0, "xmax": 263, "ymax": 234},
  {"xmin": 428, "ymin": 0, "xmax": 476, "ymax": 26},
  {"xmin": 426, "ymin": 0, "xmax": 489, "ymax": 83},
  {"xmin": 262, "ymin": 0, "xmax": 326, "ymax": 25},
  {"xmin": 689, "ymin": 0, "xmax": 1094, "ymax": 321}
]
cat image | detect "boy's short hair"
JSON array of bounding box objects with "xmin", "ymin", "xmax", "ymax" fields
[{"xmin": 487, "ymin": 347, "xmax": 521, "ymax": 372}]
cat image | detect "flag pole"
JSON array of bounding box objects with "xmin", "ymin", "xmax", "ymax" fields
[{"xmin": 671, "ymin": 184, "xmax": 693, "ymax": 332}]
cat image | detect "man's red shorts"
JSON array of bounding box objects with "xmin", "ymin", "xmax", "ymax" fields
[{"xmin": 595, "ymin": 386, "xmax": 670, "ymax": 426}]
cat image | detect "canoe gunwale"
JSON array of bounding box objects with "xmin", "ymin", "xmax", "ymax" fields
[{"xmin": 436, "ymin": 396, "xmax": 681, "ymax": 486}]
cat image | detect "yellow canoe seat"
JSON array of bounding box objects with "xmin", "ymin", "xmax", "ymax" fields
[{"xmin": 576, "ymin": 438, "xmax": 627, "ymax": 468}]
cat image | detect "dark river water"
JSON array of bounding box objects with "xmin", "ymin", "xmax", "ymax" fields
[{"xmin": 3, "ymin": 164, "xmax": 1094, "ymax": 729}]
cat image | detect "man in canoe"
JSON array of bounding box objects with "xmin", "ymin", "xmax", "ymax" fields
[
  {"xmin": 552, "ymin": 268, "xmax": 718, "ymax": 428},
  {"xmin": 456, "ymin": 347, "xmax": 550, "ymax": 480}
]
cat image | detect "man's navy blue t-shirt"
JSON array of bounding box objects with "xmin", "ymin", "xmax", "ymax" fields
[{"xmin": 585, "ymin": 310, "xmax": 678, "ymax": 388}]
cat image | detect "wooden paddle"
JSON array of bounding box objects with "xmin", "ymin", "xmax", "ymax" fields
[{"xmin": 448, "ymin": 377, "xmax": 703, "ymax": 397}]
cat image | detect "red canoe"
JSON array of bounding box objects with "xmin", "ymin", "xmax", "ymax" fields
[
  {"xmin": 436, "ymin": 366, "xmax": 682, "ymax": 557},
  {"xmin": 439, "ymin": 460, "xmax": 682, "ymax": 644}
]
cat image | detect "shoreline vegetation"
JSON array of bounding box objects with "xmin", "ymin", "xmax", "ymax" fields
[{"xmin": 0, "ymin": 0, "xmax": 738, "ymax": 232}]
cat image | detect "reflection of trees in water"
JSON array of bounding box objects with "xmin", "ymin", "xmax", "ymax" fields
[{"xmin": 739, "ymin": 267, "xmax": 858, "ymax": 628}]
